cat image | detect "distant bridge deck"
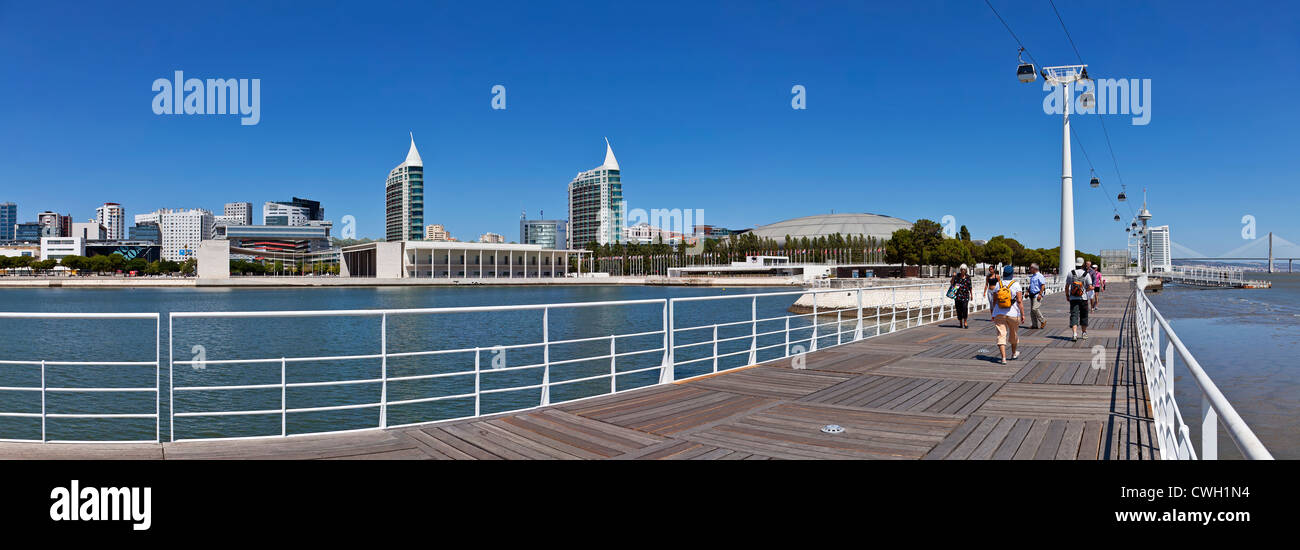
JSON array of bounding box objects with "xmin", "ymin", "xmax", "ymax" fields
[{"xmin": 1, "ymin": 282, "xmax": 1158, "ymax": 460}]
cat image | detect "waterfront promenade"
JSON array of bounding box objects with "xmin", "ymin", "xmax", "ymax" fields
[{"xmin": 0, "ymin": 281, "xmax": 1156, "ymax": 460}]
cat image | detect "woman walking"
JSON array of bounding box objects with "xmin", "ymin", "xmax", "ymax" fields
[{"xmin": 949, "ymin": 264, "xmax": 973, "ymax": 329}]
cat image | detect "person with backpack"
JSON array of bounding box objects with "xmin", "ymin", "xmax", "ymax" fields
[
  {"xmin": 1066, "ymin": 257, "xmax": 1094, "ymax": 341},
  {"xmin": 948, "ymin": 264, "xmax": 973, "ymax": 329},
  {"xmin": 986, "ymin": 264, "xmax": 1024, "ymax": 364}
]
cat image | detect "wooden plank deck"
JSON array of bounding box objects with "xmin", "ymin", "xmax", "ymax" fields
[{"xmin": 0, "ymin": 281, "xmax": 1158, "ymax": 460}]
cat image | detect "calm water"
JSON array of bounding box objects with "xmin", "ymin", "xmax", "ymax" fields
[
  {"xmin": 0, "ymin": 285, "xmax": 846, "ymax": 441},
  {"xmin": 1147, "ymin": 273, "xmax": 1300, "ymax": 459}
]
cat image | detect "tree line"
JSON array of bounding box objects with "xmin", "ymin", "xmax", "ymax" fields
[
  {"xmin": 0, "ymin": 253, "xmax": 195, "ymax": 275},
  {"xmin": 884, "ymin": 219, "xmax": 1100, "ymax": 272}
]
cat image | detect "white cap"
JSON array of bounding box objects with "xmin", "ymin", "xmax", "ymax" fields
[{"xmin": 1075, "ymin": 257, "xmax": 1085, "ymax": 267}]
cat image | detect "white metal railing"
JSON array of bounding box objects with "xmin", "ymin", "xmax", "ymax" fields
[
  {"xmin": 666, "ymin": 275, "xmax": 1064, "ymax": 381},
  {"xmin": 167, "ymin": 299, "xmax": 669, "ymax": 442},
  {"xmin": 2, "ymin": 276, "xmax": 1065, "ymax": 443},
  {"xmin": 0, "ymin": 312, "xmax": 162, "ymax": 443},
  {"xmin": 1132, "ymin": 279, "xmax": 1272, "ymax": 459}
]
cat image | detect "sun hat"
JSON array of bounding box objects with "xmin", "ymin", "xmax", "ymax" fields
[{"xmin": 1075, "ymin": 257, "xmax": 1085, "ymax": 267}]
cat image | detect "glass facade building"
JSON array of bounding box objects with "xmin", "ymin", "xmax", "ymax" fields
[
  {"xmin": 129, "ymin": 223, "xmax": 161, "ymax": 243},
  {"xmin": 567, "ymin": 139, "xmax": 623, "ymax": 249},
  {"xmin": 386, "ymin": 135, "xmax": 425, "ymax": 242},
  {"xmin": 520, "ymin": 219, "xmax": 567, "ymax": 250},
  {"xmin": 14, "ymin": 222, "xmax": 41, "ymax": 242},
  {"xmin": 0, "ymin": 202, "xmax": 15, "ymax": 241}
]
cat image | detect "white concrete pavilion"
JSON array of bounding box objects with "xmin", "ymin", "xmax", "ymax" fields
[{"xmin": 402, "ymin": 241, "xmax": 588, "ymax": 279}]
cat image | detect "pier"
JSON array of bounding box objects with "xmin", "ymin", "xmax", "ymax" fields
[{"xmin": 1, "ymin": 280, "xmax": 1182, "ymax": 460}]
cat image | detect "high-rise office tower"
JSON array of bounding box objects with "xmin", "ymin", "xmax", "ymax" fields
[
  {"xmin": 386, "ymin": 133, "xmax": 424, "ymax": 242},
  {"xmin": 566, "ymin": 138, "xmax": 623, "ymax": 249},
  {"xmin": 224, "ymin": 202, "xmax": 253, "ymax": 226},
  {"xmin": 0, "ymin": 202, "xmax": 15, "ymax": 241}
]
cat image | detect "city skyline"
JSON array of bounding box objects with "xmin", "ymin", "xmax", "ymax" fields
[{"xmin": 2, "ymin": 1, "xmax": 1298, "ymax": 257}]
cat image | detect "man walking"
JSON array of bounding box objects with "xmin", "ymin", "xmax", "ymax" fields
[
  {"xmin": 987, "ymin": 264, "xmax": 1024, "ymax": 364},
  {"xmin": 1027, "ymin": 263, "xmax": 1047, "ymax": 329},
  {"xmin": 1066, "ymin": 258, "xmax": 1094, "ymax": 342}
]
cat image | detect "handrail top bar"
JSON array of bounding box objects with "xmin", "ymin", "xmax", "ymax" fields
[
  {"xmin": 0, "ymin": 312, "xmax": 159, "ymax": 320},
  {"xmin": 1138, "ymin": 290, "xmax": 1274, "ymax": 460},
  {"xmin": 669, "ymin": 282, "xmax": 950, "ymax": 303},
  {"xmin": 170, "ymin": 298, "xmax": 668, "ymax": 318}
]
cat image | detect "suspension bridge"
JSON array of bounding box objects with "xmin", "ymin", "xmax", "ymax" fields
[{"xmin": 1172, "ymin": 232, "xmax": 1300, "ymax": 273}]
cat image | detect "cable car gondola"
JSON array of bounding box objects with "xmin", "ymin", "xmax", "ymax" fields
[
  {"xmin": 1090, "ymin": 170, "xmax": 1100, "ymax": 188},
  {"xmin": 1016, "ymin": 48, "xmax": 1036, "ymax": 83},
  {"xmin": 1114, "ymin": 214, "xmax": 1121, "ymax": 221},
  {"xmin": 1080, "ymin": 91, "xmax": 1095, "ymax": 111},
  {"xmin": 1118, "ymin": 190, "xmax": 1127, "ymax": 202}
]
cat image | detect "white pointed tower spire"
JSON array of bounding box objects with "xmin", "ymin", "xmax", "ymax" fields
[
  {"xmin": 404, "ymin": 131, "xmax": 423, "ymax": 167},
  {"xmin": 601, "ymin": 137, "xmax": 619, "ymax": 171}
]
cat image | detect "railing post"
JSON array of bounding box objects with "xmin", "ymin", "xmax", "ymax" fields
[
  {"xmin": 660, "ymin": 300, "xmax": 674, "ymax": 384},
  {"xmin": 809, "ymin": 294, "xmax": 818, "ymax": 352},
  {"xmin": 837, "ymin": 309, "xmax": 842, "ymax": 346},
  {"xmin": 541, "ymin": 307, "xmax": 551, "ymax": 406},
  {"xmin": 40, "ymin": 359, "xmax": 46, "ymax": 442},
  {"xmin": 155, "ymin": 314, "xmax": 161, "ymax": 442},
  {"xmin": 1202, "ymin": 394, "xmax": 1218, "ymax": 460},
  {"xmin": 379, "ymin": 313, "xmax": 388, "ymax": 429},
  {"xmin": 783, "ymin": 317, "xmax": 790, "ymax": 357},
  {"xmin": 713, "ymin": 325, "xmax": 719, "ymax": 373},
  {"xmin": 854, "ymin": 289, "xmax": 863, "ymax": 341},
  {"xmin": 749, "ymin": 296, "xmax": 759, "ymax": 363},
  {"xmin": 280, "ymin": 357, "xmax": 287, "ymax": 437},
  {"xmin": 474, "ymin": 347, "xmax": 481, "ymax": 417},
  {"xmin": 610, "ymin": 336, "xmax": 617, "ymax": 393},
  {"xmin": 168, "ymin": 314, "xmax": 174, "ymax": 442},
  {"xmin": 890, "ymin": 288, "xmax": 897, "ymax": 332}
]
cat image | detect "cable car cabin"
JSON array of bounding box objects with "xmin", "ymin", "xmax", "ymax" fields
[
  {"xmin": 1090, "ymin": 176, "xmax": 1100, "ymax": 188},
  {"xmin": 1117, "ymin": 192, "xmax": 1127, "ymax": 201},
  {"xmin": 1017, "ymin": 63, "xmax": 1037, "ymax": 83},
  {"xmin": 1079, "ymin": 91, "xmax": 1096, "ymax": 110},
  {"xmin": 1114, "ymin": 214, "xmax": 1121, "ymax": 221}
]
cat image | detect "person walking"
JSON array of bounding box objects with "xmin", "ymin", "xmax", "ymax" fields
[
  {"xmin": 1089, "ymin": 264, "xmax": 1105, "ymax": 311},
  {"xmin": 949, "ymin": 264, "xmax": 973, "ymax": 329},
  {"xmin": 987, "ymin": 264, "xmax": 1024, "ymax": 364},
  {"xmin": 1066, "ymin": 258, "xmax": 1094, "ymax": 342},
  {"xmin": 1026, "ymin": 263, "xmax": 1047, "ymax": 329}
]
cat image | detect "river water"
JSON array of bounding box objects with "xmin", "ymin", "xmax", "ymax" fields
[{"xmin": 1146, "ymin": 273, "xmax": 1300, "ymax": 460}]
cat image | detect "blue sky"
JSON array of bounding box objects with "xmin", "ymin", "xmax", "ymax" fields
[{"xmin": 1, "ymin": 1, "xmax": 1297, "ymax": 256}]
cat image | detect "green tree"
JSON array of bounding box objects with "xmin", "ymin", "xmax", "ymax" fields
[
  {"xmin": 107, "ymin": 253, "xmax": 127, "ymax": 272},
  {"xmin": 982, "ymin": 242, "xmax": 1013, "ymax": 266},
  {"xmin": 934, "ymin": 238, "xmax": 975, "ymax": 268},
  {"xmin": 910, "ymin": 219, "xmax": 945, "ymax": 263},
  {"xmin": 885, "ymin": 228, "xmax": 921, "ymax": 265},
  {"xmin": 958, "ymin": 225, "xmax": 971, "ymax": 241},
  {"xmin": 88, "ymin": 255, "xmax": 113, "ymax": 274},
  {"xmin": 125, "ymin": 257, "xmax": 149, "ymax": 273}
]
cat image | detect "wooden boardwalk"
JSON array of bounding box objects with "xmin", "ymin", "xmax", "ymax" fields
[{"xmin": 1, "ymin": 282, "xmax": 1158, "ymax": 460}]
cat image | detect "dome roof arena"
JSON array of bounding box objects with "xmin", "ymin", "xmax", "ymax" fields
[{"xmin": 747, "ymin": 213, "xmax": 913, "ymax": 244}]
